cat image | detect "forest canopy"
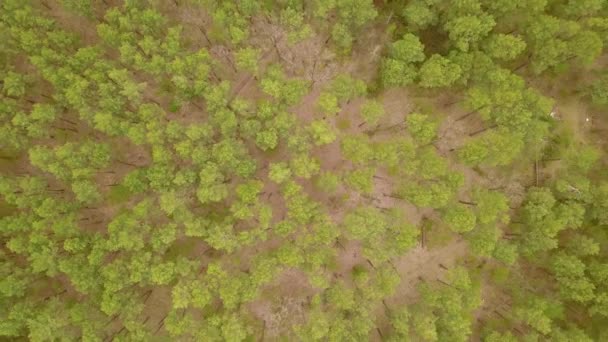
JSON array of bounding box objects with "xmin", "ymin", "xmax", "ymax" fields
[{"xmin": 1, "ymin": 0, "xmax": 608, "ymax": 341}]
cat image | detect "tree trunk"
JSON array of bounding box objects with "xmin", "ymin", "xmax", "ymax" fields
[
  {"xmin": 104, "ymin": 314, "xmax": 120, "ymax": 327},
  {"xmin": 191, "ymin": 101, "xmax": 204, "ymax": 111},
  {"xmin": 420, "ymin": 223, "xmax": 426, "ymax": 248},
  {"xmin": 388, "ymin": 260, "xmax": 399, "ymax": 273},
  {"xmin": 469, "ymin": 124, "xmax": 498, "ymax": 137},
  {"xmin": 382, "ymin": 193, "xmax": 402, "ymax": 200},
  {"xmin": 368, "ymin": 122, "xmax": 402, "ymax": 134},
  {"xmin": 52, "ymin": 125, "xmax": 78, "ymax": 133},
  {"xmin": 455, "ymin": 110, "xmax": 477, "ymax": 122},
  {"xmin": 514, "ymin": 60, "xmax": 529, "ymax": 72},
  {"xmin": 437, "ymin": 278, "xmax": 457, "ymax": 289},
  {"xmin": 335, "ymin": 239, "xmax": 345, "ymax": 250},
  {"xmin": 117, "ymin": 160, "xmax": 139, "ymax": 167},
  {"xmin": 60, "ymin": 118, "xmax": 77, "ymax": 125},
  {"xmin": 534, "ymin": 158, "xmax": 539, "ymax": 186},
  {"xmin": 142, "ymin": 289, "xmax": 153, "ymax": 303},
  {"xmin": 376, "ymin": 328, "xmax": 384, "ymax": 339}
]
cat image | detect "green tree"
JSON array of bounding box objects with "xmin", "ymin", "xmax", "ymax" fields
[
  {"xmin": 483, "ymin": 34, "xmax": 526, "ymax": 61},
  {"xmin": 255, "ymin": 129, "xmax": 279, "ymax": 151},
  {"xmin": 406, "ymin": 113, "xmax": 438, "ymax": 145},
  {"xmin": 315, "ymin": 172, "xmax": 341, "ymax": 194},
  {"xmin": 235, "ymin": 47, "xmax": 260, "ymax": 75},
  {"xmin": 329, "ymin": 74, "xmax": 366, "ymax": 103},
  {"xmin": 261, "ymin": 64, "xmax": 309, "ymax": 107},
  {"xmin": 308, "ymin": 120, "xmax": 337, "ymax": 145},
  {"xmin": 458, "ymin": 129, "xmax": 525, "ymax": 167},
  {"xmin": 472, "ymin": 188, "xmax": 509, "ymax": 224},
  {"xmin": 514, "ymin": 296, "xmax": 555, "ymax": 335},
  {"xmin": 381, "ymin": 34, "xmax": 426, "ymax": 87},
  {"xmin": 316, "ymin": 92, "xmax": 340, "ymax": 116},
  {"xmin": 444, "ymin": 14, "xmax": 496, "ymax": 52},
  {"xmin": 417, "ymin": 148, "xmax": 448, "ymax": 179},
  {"xmin": 343, "ymin": 207, "xmax": 418, "ymax": 264},
  {"xmin": 402, "ymin": 0, "xmax": 439, "ymax": 30},
  {"xmin": 443, "ymin": 204, "xmax": 477, "ymax": 233},
  {"xmin": 197, "ymin": 162, "xmax": 229, "ymax": 204},
  {"xmin": 313, "ymin": 0, "xmax": 377, "ymax": 54},
  {"xmin": 388, "ymin": 306, "xmax": 410, "ymax": 340},
  {"xmin": 291, "ymin": 154, "xmax": 320, "ymax": 179},
  {"xmin": 2, "ymin": 71, "xmax": 27, "ymax": 97},
  {"xmin": 360, "ymin": 100, "xmax": 385, "ymax": 126},
  {"xmin": 344, "ymin": 167, "xmax": 375, "ymax": 194},
  {"xmin": 419, "ymin": 54, "xmax": 463, "ymax": 88},
  {"xmin": 493, "ymin": 240, "xmax": 518, "ymax": 265},
  {"xmin": 269, "ymin": 162, "xmax": 292, "ymax": 184}
]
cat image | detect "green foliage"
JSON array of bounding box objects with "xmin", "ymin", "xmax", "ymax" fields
[
  {"xmin": 589, "ymin": 71, "xmax": 608, "ymax": 107},
  {"xmin": 484, "ymin": 34, "xmax": 526, "ymax": 61},
  {"xmin": 444, "ymin": 14, "xmax": 496, "ymax": 52},
  {"xmin": 443, "ymin": 204, "xmax": 477, "ymax": 233},
  {"xmin": 493, "ymin": 241, "xmax": 518, "ymax": 265},
  {"xmin": 340, "ymin": 134, "xmax": 374, "ymax": 165},
  {"xmin": 472, "ymin": 189, "xmax": 509, "ymax": 225},
  {"xmin": 467, "ymin": 224, "xmax": 499, "ymax": 257},
  {"xmin": 313, "ymin": 0, "xmax": 377, "ymax": 53},
  {"xmin": 261, "ymin": 64, "xmax": 309, "ymax": 106},
  {"xmin": 402, "ymin": 0, "xmax": 439, "ymax": 30},
  {"xmin": 399, "ymin": 173, "xmax": 463, "ymax": 209},
  {"xmin": 197, "ymin": 162, "xmax": 229, "ymax": 204},
  {"xmin": 360, "ymin": 100, "xmax": 385, "ymax": 126},
  {"xmin": 2, "ymin": 71, "xmax": 27, "ymax": 97},
  {"xmin": 417, "ymin": 147, "xmax": 448, "ymax": 179},
  {"xmin": 518, "ymin": 187, "xmax": 574, "ymax": 257},
  {"xmin": 255, "ymin": 129, "xmax": 279, "ymax": 151},
  {"xmin": 60, "ymin": 0, "xmax": 94, "ymax": 18},
  {"xmin": 343, "ymin": 207, "xmax": 418, "ymax": 263},
  {"xmin": 412, "ymin": 267, "xmax": 481, "ymax": 341},
  {"xmin": 308, "ymin": 120, "xmax": 337, "ymax": 146},
  {"xmin": 419, "ymin": 54, "xmax": 462, "ymax": 88},
  {"xmin": 235, "ymin": 47, "xmax": 260, "ymax": 75},
  {"xmin": 317, "ymin": 92, "xmax": 340, "ymax": 116},
  {"xmin": 280, "ymin": 7, "xmax": 313, "ymax": 43},
  {"xmin": 329, "ymin": 74, "xmax": 367, "ymax": 103},
  {"xmin": 2, "ymin": 1, "xmax": 608, "ymax": 341},
  {"xmin": 458, "ymin": 129, "xmax": 525, "ymax": 167},
  {"xmin": 406, "ymin": 113, "xmax": 438, "ymax": 145},
  {"xmin": 514, "ymin": 296, "xmax": 556, "ymax": 335},
  {"xmin": 551, "ymin": 252, "xmax": 595, "ymax": 302},
  {"xmin": 315, "ymin": 172, "xmax": 341, "ymax": 194},
  {"xmin": 381, "ymin": 34, "xmax": 426, "ymax": 87},
  {"xmin": 268, "ymin": 162, "xmax": 291, "ymax": 184},
  {"xmin": 344, "ymin": 167, "xmax": 375, "ymax": 194},
  {"xmin": 290, "ymin": 154, "xmax": 320, "ymax": 179}
]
